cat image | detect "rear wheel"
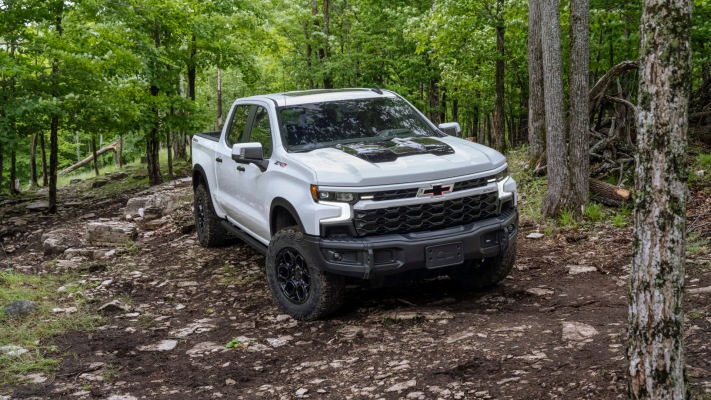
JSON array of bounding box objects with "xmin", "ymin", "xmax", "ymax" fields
[
  {"xmin": 194, "ymin": 182, "xmax": 229, "ymax": 247},
  {"xmin": 451, "ymin": 241, "xmax": 516, "ymax": 289},
  {"xmin": 266, "ymin": 226, "xmax": 344, "ymax": 320}
]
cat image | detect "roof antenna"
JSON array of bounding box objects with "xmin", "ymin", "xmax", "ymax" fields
[{"xmin": 372, "ymin": 87, "xmax": 383, "ymax": 95}]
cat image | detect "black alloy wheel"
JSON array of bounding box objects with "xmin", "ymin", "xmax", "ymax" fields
[{"xmin": 275, "ymin": 248, "xmax": 311, "ymax": 304}]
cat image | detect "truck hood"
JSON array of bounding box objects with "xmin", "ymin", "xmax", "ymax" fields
[{"xmin": 286, "ymin": 136, "xmax": 506, "ymax": 187}]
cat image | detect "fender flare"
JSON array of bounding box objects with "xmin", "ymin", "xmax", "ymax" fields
[{"xmin": 270, "ymin": 197, "xmax": 306, "ymax": 236}]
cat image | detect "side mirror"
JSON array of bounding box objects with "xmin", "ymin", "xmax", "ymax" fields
[
  {"xmin": 232, "ymin": 143, "xmax": 269, "ymax": 172},
  {"xmin": 438, "ymin": 122, "xmax": 462, "ymax": 137}
]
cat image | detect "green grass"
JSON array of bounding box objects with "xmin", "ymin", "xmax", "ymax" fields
[
  {"xmin": 584, "ymin": 202, "xmax": 606, "ymax": 222},
  {"xmin": 57, "ymin": 148, "xmax": 191, "ymax": 188},
  {"xmin": 559, "ymin": 210, "xmax": 578, "ymax": 228},
  {"xmin": 0, "ymin": 272, "xmax": 103, "ymax": 388},
  {"xmin": 686, "ymin": 232, "xmax": 708, "ymax": 257}
]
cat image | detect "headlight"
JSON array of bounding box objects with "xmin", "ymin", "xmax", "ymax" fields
[
  {"xmin": 489, "ymin": 167, "xmax": 510, "ymax": 183},
  {"xmin": 310, "ymin": 185, "xmax": 359, "ymax": 204}
]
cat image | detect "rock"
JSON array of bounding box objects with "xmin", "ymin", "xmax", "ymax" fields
[
  {"xmin": 526, "ymin": 287, "xmax": 554, "ymax": 296},
  {"xmin": 561, "ymin": 322, "xmax": 598, "ymax": 343},
  {"xmin": 52, "ymin": 306, "xmax": 78, "ymax": 314},
  {"xmin": 0, "ymin": 345, "xmax": 29, "ymax": 356},
  {"xmin": 695, "ymin": 170, "xmax": 705, "ymax": 178},
  {"xmin": 170, "ymin": 319, "xmax": 216, "ymax": 338},
  {"xmin": 106, "ymin": 172, "xmax": 128, "ymax": 181},
  {"xmin": 106, "ymin": 395, "xmax": 138, "ymax": 400},
  {"xmin": 177, "ymin": 281, "xmax": 198, "ymax": 288},
  {"xmin": 70, "ymin": 178, "xmax": 82, "ymax": 185},
  {"xmin": 42, "ymin": 229, "xmax": 82, "ymax": 255},
  {"xmin": 26, "ymin": 201, "xmax": 49, "ymax": 212},
  {"xmin": 125, "ymin": 191, "xmax": 192, "ymax": 219},
  {"xmin": 138, "ymin": 340, "xmax": 178, "ymax": 352},
  {"xmin": 3, "ymin": 245, "xmax": 16, "ymax": 254},
  {"xmin": 43, "ymin": 238, "xmax": 69, "ymax": 256},
  {"xmin": 186, "ymin": 341, "xmax": 224, "ymax": 357},
  {"xmin": 295, "ymin": 388, "xmax": 308, "ymax": 397},
  {"xmin": 266, "ymin": 336, "xmax": 293, "ymax": 347},
  {"xmin": 225, "ymin": 379, "xmax": 236, "ymax": 385},
  {"xmin": 688, "ymin": 286, "xmax": 711, "ymax": 294},
  {"xmin": 565, "ymin": 265, "xmax": 598, "ymax": 275},
  {"xmin": 98, "ymin": 300, "xmax": 131, "ymax": 313},
  {"xmin": 144, "ymin": 218, "xmax": 168, "ymax": 230},
  {"xmin": 526, "ymin": 232, "xmax": 545, "ymax": 239},
  {"xmin": 26, "ymin": 373, "xmax": 48, "ymax": 384},
  {"xmin": 385, "ymin": 379, "xmax": 417, "ymax": 392},
  {"xmin": 86, "ymin": 221, "xmax": 137, "ymax": 246},
  {"xmin": 142, "ymin": 206, "xmax": 162, "ymax": 221},
  {"xmin": 3, "ymin": 300, "xmax": 39, "ymax": 317},
  {"xmin": 92, "ymin": 179, "xmax": 109, "ymax": 188}
]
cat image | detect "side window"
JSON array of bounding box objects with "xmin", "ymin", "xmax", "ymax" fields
[
  {"xmin": 225, "ymin": 105, "xmax": 251, "ymax": 147},
  {"xmin": 250, "ymin": 106, "xmax": 273, "ymax": 159}
]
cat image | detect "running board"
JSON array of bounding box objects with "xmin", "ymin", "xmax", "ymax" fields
[{"xmin": 220, "ymin": 221, "xmax": 268, "ymax": 255}]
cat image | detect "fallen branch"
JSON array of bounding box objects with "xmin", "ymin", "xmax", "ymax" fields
[
  {"xmin": 59, "ymin": 142, "xmax": 119, "ymax": 175},
  {"xmin": 589, "ymin": 61, "xmax": 639, "ymax": 112}
]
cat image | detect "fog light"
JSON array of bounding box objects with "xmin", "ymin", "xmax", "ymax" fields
[{"xmin": 333, "ymin": 252, "xmax": 342, "ymax": 261}]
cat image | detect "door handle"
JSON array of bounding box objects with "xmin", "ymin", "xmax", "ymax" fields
[
  {"xmin": 236, "ymin": 165, "xmax": 245, "ymax": 172},
  {"xmin": 215, "ymin": 157, "xmax": 222, "ymax": 163}
]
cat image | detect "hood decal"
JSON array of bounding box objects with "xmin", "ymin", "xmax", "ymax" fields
[{"xmin": 334, "ymin": 137, "xmax": 455, "ymax": 163}]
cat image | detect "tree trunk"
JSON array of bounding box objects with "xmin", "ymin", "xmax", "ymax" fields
[
  {"xmin": 590, "ymin": 178, "xmax": 630, "ymax": 207},
  {"xmin": 627, "ymin": 0, "xmax": 691, "ymax": 396},
  {"xmin": 118, "ymin": 135, "xmax": 123, "ymax": 168},
  {"xmin": 540, "ymin": 0, "xmax": 572, "ymax": 217},
  {"xmin": 0, "ymin": 143, "xmax": 3, "ymax": 194},
  {"xmin": 322, "ymin": 0, "xmax": 333, "ymax": 88},
  {"xmin": 91, "ymin": 134, "xmax": 99, "ymax": 176},
  {"xmin": 147, "ymin": 19, "xmax": 163, "ymax": 187},
  {"xmin": 440, "ymin": 89, "xmax": 447, "ymax": 124},
  {"xmin": 568, "ymin": 0, "xmax": 590, "ymax": 215},
  {"xmin": 527, "ymin": 0, "xmax": 546, "ymax": 161},
  {"xmin": 429, "ymin": 80, "xmax": 440, "ymax": 124},
  {"xmin": 10, "ymin": 149, "xmax": 19, "ymax": 195},
  {"xmin": 452, "ymin": 98, "xmax": 459, "ymax": 122},
  {"xmin": 40, "ymin": 132, "xmax": 48, "ymax": 186},
  {"xmin": 217, "ymin": 69, "xmax": 223, "ymax": 129},
  {"xmin": 29, "ymin": 134, "xmax": 39, "ymax": 189},
  {"xmin": 493, "ymin": 0, "xmax": 506, "ymax": 153},
  {"xmin": 48, "ymin": 1, "xmax": 63, "ymax": 214},
  {"xmin": 59, "ymin": 142, "xmax": 118, "ymax": 175}
]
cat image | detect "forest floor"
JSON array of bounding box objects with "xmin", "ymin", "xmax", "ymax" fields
[{"xmin": 1, "ymin": 161, "xmax": 710, "ymax": 400}]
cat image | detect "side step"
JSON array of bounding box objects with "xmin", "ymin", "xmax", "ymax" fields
[{"xmin": 220, "ymin": 221, "xmax": 268, "ymax": 255}]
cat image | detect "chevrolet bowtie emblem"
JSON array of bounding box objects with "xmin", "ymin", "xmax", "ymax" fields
[{"xmin": 417, "ymin": 183, "xmax": 454, "ymax": 197}]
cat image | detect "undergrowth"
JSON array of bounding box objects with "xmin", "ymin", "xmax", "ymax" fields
[{"xmin": 0, "ymin": 272, "xmax": 103, "ymax": 388}]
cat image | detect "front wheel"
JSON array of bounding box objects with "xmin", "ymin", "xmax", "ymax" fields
[
  {"xmin": 451, "ymin": 241, "xmax": 517, "ymax": 289},
  {"xmin": 266, "ymin": 226, "xmax": 344, "ymax": 320}
]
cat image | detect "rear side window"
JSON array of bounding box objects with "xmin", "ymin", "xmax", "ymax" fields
[{"xmin": 225, "ymin": 105, "xmax": 251, "ymax": 147}]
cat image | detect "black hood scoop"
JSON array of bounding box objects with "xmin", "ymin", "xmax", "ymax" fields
[{"xmin": 334, "ymin": 137, "xmax": 455, "ymax": 163}]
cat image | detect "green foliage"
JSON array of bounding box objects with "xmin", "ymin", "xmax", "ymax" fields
[
  {"xmin": 559, "ymin": 210, "xmax": 578, "ymax": 228},
  {"xmin": 611, "ymin": 213, "xmax": 628, "ymax": 228},
  {"xmin": 583, "ymin": 202, "xmax": 605, "ymax": 222}
]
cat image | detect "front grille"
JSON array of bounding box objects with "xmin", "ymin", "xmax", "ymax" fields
[
  {"xmin": 354, "ymin": 192, "xmax": 499, "ymax": 237},
  {"xmin": 368, "ymin": 176, "xmax": 493, "ymax": 201}
]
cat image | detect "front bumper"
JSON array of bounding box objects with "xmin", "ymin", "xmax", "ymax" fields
[{"xmin": 303, "ymin": 208, "xmax": 518, "ymax": 280}]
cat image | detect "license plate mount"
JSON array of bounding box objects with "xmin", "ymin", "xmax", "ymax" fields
[{"xmin": 426, "ymin": 242, "xmax": 464, "ymax": 269}]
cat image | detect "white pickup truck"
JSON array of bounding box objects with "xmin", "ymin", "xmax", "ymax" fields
[{"xmin": 191, "ymin": 88, "xmax": 518, "ymax": 320}]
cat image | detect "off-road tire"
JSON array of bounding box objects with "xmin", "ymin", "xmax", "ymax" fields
[
  {"xmin": 452, "ymin": 241, "xmax": 517, "ymax": 289},
  {"xmin": 266, "ymin": 226, "xmax": 345, "ymax": 320},
  {"xmin": 194, "ymin": 182, "xmax": 229, "ymax": 247}
]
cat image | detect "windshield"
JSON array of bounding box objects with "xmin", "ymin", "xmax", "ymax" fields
[{"xmin": 278, "ymin": 97, "xmax": 441, "ymax": 152}]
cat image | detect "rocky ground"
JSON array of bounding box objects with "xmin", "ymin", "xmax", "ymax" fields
[{"xmin": 1, "ymin": 174, "xmax": 710, "ymax": 400}]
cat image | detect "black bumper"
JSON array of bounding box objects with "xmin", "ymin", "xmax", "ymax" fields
[{"xmin": 303, "ymin": 209, "xmax": 518, "ymax": 280}]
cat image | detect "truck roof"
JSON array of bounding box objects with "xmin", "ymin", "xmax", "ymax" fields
[{"xmin": 238, "ymin": 88, "xmax": 398, "ymax": 107}]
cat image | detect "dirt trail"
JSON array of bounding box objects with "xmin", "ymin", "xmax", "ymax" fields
[{"xmin": 1, "ymin": 180, "xmax": 710, "ymax": 400}]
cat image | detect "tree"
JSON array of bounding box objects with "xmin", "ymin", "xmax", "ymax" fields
[
  {"xmin": 526, "ymin": 0, "xmax": 545, "ymax": 162},
  {"xmin": 568, "ymin": 0, "xmax": 590, "ymax": 212},
  {"xmin": 627, "ymin": 0, "xmax": 692, "ymax": 396},
  {"xmin": 539, "ymin": 0, "xmax": 571, "ymax": 217}
]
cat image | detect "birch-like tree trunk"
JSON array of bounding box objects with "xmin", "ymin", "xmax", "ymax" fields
[
  {"xmin": 568, "ymin": 0, "xmax": 589, "ymax": 214},
  {"xmin": 492, "ymin": 0, "xmax": 506, "ymax": 153},
  {"xmin": 526, "ymin": 0, "xmax": 545, "ymax": 162},
  {"xmin": 627, "ymin": 0, "xmax": 692, "ymax": 396},
  {"xmin": 539, "ymin": 0, "xmax": 571, "ymax": 217},
  {"xmin": 48, "ymin": 1, "xmax": 64, "ymax": 214}
]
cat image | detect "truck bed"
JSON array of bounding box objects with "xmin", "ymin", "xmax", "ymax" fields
[{"xmin": 195, "ymin": 131, "xmax": 221, "ymax": 141}]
